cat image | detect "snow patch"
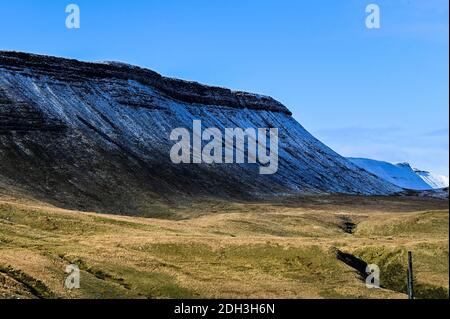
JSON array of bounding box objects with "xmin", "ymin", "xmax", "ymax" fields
[{"xmin": 349, "ymin": 157, "xmax": 448, "ymax": 190}]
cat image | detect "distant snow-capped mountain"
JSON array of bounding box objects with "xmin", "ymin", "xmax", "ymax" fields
[
  {"xmin": 348, "ymin": 158, "xmax": 449, "ymax": 190},
  {"xmin": 414, "ymin": 169, "xmax": 449, "ymax": 189}
]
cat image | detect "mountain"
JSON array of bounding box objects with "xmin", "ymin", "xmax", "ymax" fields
[
  {"xmin": 414, "ymin": 169, "xmax": 449, "ymax": 189},
  {"xmin": 348, "ymin": 157, "xmax": 448, "ymax": 190},
  {"xmin": 0, "ymin": 51, "xmax": 400, "ymax": 216}
]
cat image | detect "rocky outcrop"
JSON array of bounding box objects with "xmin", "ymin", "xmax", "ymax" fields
[
  {"xmin": 0, "ymin": 51, "xmax": 290, "ymax": 115},
  {"xmin": 0, "ymin": 86, "xmax": 66, "ymax": 134},
  {"xmin": 0, "ymin": 51, "xmax": 400, "ymax": 216}
]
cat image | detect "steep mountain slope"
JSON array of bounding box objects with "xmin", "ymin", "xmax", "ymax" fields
[
  {"xmin": 348, "ymin": 158, "xmax": 435, "ymax": 190},
  {"xmin": 414, "ymin": 169, "xmax": 449, "ymax": 189},
  {"xmin": 0, "ymin": 51, "xmax": 400, "ymax": 216}
]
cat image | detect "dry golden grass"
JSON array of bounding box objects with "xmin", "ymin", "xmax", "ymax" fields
[{"xmin": 0, "ymin": 192, "xmax": 448, "ymax": 299}]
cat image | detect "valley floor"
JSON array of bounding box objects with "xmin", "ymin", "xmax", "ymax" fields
[{"xmin": 0, "ymin": 192, "xmax": 448, "ymax": 299}]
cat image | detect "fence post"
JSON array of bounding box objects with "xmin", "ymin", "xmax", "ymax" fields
[{"xmin": 407, "ymin": 251, "xmax": 414, "ymax": 299}]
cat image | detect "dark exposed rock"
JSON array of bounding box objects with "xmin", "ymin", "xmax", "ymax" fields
[
  {"xmin": 0, "ymin": 51, "xmax": 291, "ymax": 115},
  {"xmin": 0, "ymin": 87, "xmax": 66, "ymax": 135}
]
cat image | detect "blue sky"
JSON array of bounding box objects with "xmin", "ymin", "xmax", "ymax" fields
[{"xmin": 1, "ymin": 0, "xmax": 448, "ymax": 174}]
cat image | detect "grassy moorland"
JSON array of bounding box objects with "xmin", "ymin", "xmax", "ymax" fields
[{"xmin": 0, "ymin": 191, "xmax": 448, "ymax": 299}]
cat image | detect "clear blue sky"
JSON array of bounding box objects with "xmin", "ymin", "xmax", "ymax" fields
[{"xmin": 1, "ymin": 0, "xmax": 448, "ymax": 175}]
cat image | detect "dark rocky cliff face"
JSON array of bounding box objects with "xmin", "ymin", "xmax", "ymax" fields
[
  {"xmin": 0, "ymin": 51, "xmax": 291, "ymax": 115},
  {"xmin": 0, "ymin": 51, "xmax": 400, "ymax": 216}
]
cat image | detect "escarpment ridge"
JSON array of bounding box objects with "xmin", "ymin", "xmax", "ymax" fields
[
  {"xmin": 0, "ymin": 51, "xmax": 401, "ymax": 216},
  {"xmin": 0, "ymin": 51, "xmax": 291, "ymax": 115}
]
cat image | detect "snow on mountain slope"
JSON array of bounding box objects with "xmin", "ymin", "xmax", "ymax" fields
[
  {"xmin": 414, "ymin": 170, "xmax": 449, "ymax": 189},
  {"xmin": 0, "ymin": 51, "xmax": 401, "ymax": 215},
  {"xmin": 348, "ymin": 158, "xmax": 444, "ymax": 190}
]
